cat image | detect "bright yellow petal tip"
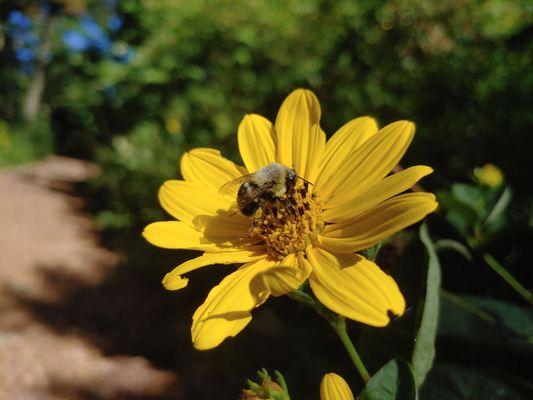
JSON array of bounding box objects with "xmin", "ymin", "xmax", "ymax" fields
[
  {"xmin": 275, "ymin": 88, "xmax": 322, "ymax": 173},
  {"xmin": 320, "ymin": 373, "xmax": 354, "ymax": 400},
  {"xmin": 238, "ymin": 113, "xmax": 276, "ymax": 173},
  {"xmin": 162, "ymin": 273, "xmax": 188, "ymax": 291}
]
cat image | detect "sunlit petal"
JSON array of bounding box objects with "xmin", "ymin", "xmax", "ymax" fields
[
  {"xmin": 307, "ymin": 247, "xmax": 405, "ymax": 326},
  {"xmin": 143, "ymin": 221, "xmax": 246, "ymax": 251},
  {"xmin": 159, "ymin": 180, "xmax": 249, "ymax": 228},
  {"xmin": 180, "ymin": 148, "xmax": 247, "ymax": 190},
  {"xmin": 162, "ymin": 248, "xmax": 267, "ymax": 291},
  {"xmin": 238, "ymin": 114, "xmax": 276, "ymax": 173},
  {"xmin": 320, "ymin": 121, "xmax": 415, "ymax": 207},
  {"xmin": 191, "ymin": 258, "xmax": 276, "ymax": 350},
  {"xmin": 163, "ymin": 276, "xmax": 188, "ymax": 291},
  {"xmin": 315, "ymin": 116, "xmax": 378, "ymax": 192},
  {"xmin": 274, "ymin": 89, "xmax": 322, "ymax": 177},
  {"xmin": 304, "ymin": 124, "xmax": 327, "ymax": 183},
  {"xmin": 319, "ymin": 193, "xmax": 438, "ymax": 253},
  {"xmin": 324, "ymin": 166, "xmax": 433, "ymax": 222}
]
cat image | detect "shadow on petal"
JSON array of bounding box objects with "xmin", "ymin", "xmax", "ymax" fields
[
  {"xmin": 200, "ymin": 310, "xmax": 252, "ymax": 321},
  {"xmin": 192, "ymin": 208, "xmax": 259, "ymax": 249}
]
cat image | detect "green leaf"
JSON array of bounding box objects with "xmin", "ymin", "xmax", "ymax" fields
[
  {"xmin": 440, "ymin": 290, "xmax": 496, "ymax": 325},
  {"xmin": 359, "ymin": 358, "xmax": 417, "ymax": 400},
  {"xmin": 439, "ymin": 294, "xmax": 533, "ymax": 349},
  {"xmin": 446, "ymin": 210, "xmax": 473, "ymax": 238},
  {"xmin": 412, "ymin": 224, "xmax": 442, "ymax": 389},
  {"xmin": 451, "ymin": 183, "xmax": 484, "ymax": 216},
  {"xmin": 484, "ymin": 186, "xmax": 512, "ymax": 228},
  {"xmin": 361, "ymin": 241, "xmax": 384, "ymax": 261},
  {"xmin": 437, "ymin": 190, "xmax": 478, "ymax": 236},
  {"xmin": 421, "ymin": 363, "xmax": 532, "ymax": 400}
]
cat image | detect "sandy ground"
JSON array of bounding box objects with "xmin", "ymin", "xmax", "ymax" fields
[{"xmin": 0, "ymin": 156, "xmax": 179, "ymax": 399}]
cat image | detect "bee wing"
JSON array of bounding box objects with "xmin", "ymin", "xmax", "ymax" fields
[
  {"xmin": 236, "ymin": 183, "xmax": 275, "ymax": 214},
  {"xmin": 227, "ymin": 202, "xmax": 242, "ymax": 216},
  {"xmin": 223, "ymin": 183, "xmax": 272, "ymax": 217},
  {"xmin": 218, "ymin": 173, "xmax": 256, "ymax": 196}
]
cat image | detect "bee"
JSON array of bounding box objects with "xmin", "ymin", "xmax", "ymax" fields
[{"xmin": 219, "ymin": 163, "xmax": 307, "ymax": 216}]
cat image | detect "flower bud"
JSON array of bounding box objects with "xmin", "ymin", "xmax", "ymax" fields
[{"xmin": 474, "ymin": 163, "xmax": 504, "ymax": 188}]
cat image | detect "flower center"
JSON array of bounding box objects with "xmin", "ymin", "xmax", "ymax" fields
[{"xmin": 249, "ymin": 182, "xmax": 323, "ymax": 259}]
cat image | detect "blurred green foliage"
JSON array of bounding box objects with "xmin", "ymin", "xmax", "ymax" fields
[
  {"xmin": 438, "ymin": 163, "xmax": 512, "ymax": 247},
  {"xmin": 0, "ymin": 117, "xmax": 53, "ymax": 167}
]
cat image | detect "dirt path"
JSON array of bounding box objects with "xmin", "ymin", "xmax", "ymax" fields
[{"xmin": 0, "ymin": 156, "xmax": 179, "ymax": 399}]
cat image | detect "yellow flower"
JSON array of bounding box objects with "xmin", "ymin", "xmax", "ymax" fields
[
  {"xmin": 165, "ymin": 117, "xmax": 182, "ymax": 135},
  {"xmin": 320, "ymin": 373, "xmax": 354, "ymax": 400},
  {"xmin": 143, "ymin": 89, "xmax": 437, "ymax": 350},
  {"xmin": 474, "ymin": 163, "xmax": 504, "ymax": 188}
]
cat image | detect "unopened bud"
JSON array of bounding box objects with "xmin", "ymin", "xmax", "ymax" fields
[
  {"xmin": 261, "ymin": 379, "xmax": 283, "ymax": 395},
  {"xmin": 241, "ymin": 389, "xmax": 262, "ymax": 400},
  {"xmin": 241, "ymin": 369, "xmax": 286, "ymax": 400}
]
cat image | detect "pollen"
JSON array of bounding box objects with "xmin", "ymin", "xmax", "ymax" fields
[{"xmin": 249, "ymin": 182, "xmax": 323, "ymax": 259}]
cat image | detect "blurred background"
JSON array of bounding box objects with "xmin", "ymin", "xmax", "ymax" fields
[{"xmin": 0, "ymin": 0, "xmax": 532, "ymax": 399}]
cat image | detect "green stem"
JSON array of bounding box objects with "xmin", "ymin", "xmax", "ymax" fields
[
  {"xmin": 466, "ymin": 238, "xmax": 532, "ymax": 305},
  {"xmin": 287, "ymin": 289, "xmax": 316, "ymax": 307},
  {"xmin": 288, "ymin": 289, "xmax": 371, "ymax": 382},
  {"xmin": 330, "ymin": 316, "xmax": 371, "ymax": 383},
  {"xmin": 440, "ymin": 289, "xmax": 496, "ymax": 324},
  {"xmin": 482, "ymin": 253, "xmax": 533, "ymax": 305}
]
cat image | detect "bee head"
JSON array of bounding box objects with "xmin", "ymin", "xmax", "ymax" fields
[{"xmin": 286, "ymin": 169, "xmax": 297, "ymax": 191}]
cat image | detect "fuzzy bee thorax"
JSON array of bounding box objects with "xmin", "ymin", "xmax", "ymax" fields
[{"xmin": 254, "ymin": 163, "xmax": 289, "ymax": 196}]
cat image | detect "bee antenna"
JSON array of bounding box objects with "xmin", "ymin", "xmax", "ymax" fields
[
  {"xmin": 290, "ymin": 164, "xmax": 313, "ymax": 186},
  {"xmin": 297, "ymin": 175, "xmax": 314, "ymax": 186}
]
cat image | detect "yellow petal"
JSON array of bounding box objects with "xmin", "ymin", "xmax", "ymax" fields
[
  {"xmin": 324, "ymin": 166, "xmax": 433, "ymax": 222},
  {"xmin": 143, "ymin": 221, "xmax": 243, "ymax": 251},
  {"xmin": 162, "ymin": 248, "xmax": 267, "ymax": 291},
  {"xmin": 238, "ymin": 114, "xmax": 276, "ymax": 173},
  {"xmin": 305, "ymin": 125, "xmax": 326, "ymax": 183},
  {"xmin": 320, "ymin": 373, "xmax": 354, "ymax": 400},
  {"xmin": 356, "ymin": 256, "xmax": 405, "ymax": 317},
  {"xmin": 180, "ymin": 148, "xmax": 247, "ymax": 190},
  {"xmin": 307, "ymin": 247, "xmax": 405, "ymax": 326},
  {"xmin": 274, "ymin": 89, "xmax": 322, "ymax": 177},
  {"xmin": 164, "ymin": 276, "xmax": 188, "ymax": 291},
  {"xmin": 315, "ymin": 116, "xmax": 378, "ymax": 192},
  {"xmin": 158, "ymin": 180, "xmax": 249, "ymax": 230},
  {"xmin": 191, "ymin": 259, "xmax": 276, "ymax": 350},
  {"xmin": 320, "ymin": 121, "xmax": 415, "ymax": 208},
  {"xmin": 319, "ymin": 193, "xmax": 438, "ymax": 253},
  {"xmin": 251, "ymin": 253, "xmax": 311, "ymax": 297}
]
